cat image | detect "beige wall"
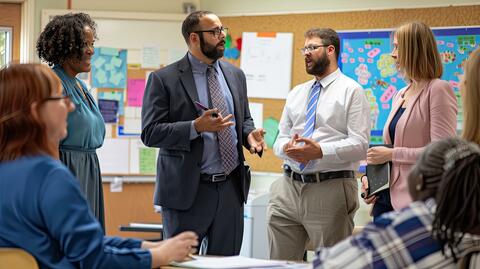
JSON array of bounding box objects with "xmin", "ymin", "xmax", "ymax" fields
[
  {"xmin": 33, "ymin": 0, "xmax": 199, "ymax": 61},
  {"xmin": 201, "ymin": 0, "xmax": 480, "ymax": 15},
  {"xmin": 31, "ymin": 0, "xmax": 480, "ymax": 61}
]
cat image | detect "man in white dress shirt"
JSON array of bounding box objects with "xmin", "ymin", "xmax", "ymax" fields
[{"xmin": 267, "ymin": 28, "xmax": 370, "ymax": 260}]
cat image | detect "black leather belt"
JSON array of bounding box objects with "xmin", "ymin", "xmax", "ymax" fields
[
  {"xmin": 283, "ymin": 165, "xmax": 354, "ymax": 183},
  {"xmin": 200, "ymin": 173, "xmax": 227, "ymax": 182}
]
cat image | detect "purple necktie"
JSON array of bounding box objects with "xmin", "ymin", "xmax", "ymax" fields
[{"xmin": 207, "ymin": 66, "xmax": 237, "ymax": 174}]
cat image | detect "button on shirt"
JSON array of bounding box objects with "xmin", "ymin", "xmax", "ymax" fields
[
  {"xmin": 273, "ymin": 68, "xmax": 370, "ymax": 173},
  {"xmin": 188, "ymin": 53, "xmax": 239, "ymax": 174}
]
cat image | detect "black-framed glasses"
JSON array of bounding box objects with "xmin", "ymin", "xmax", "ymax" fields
[
  {"xmin": 193, "ymin": 27, "xmax": 228, "ymax": 38},
  {"xmin": 300, "ymin": 44, "xmax": 330, "ymax": 55},
  {"xmin": 44, "ymin": 94, "xmax": 72, "ymax": 106}
]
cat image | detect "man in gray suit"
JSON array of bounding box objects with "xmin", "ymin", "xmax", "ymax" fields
[{"xmin": 141, "ymin": 11, "xmax": 266, "ymax": 255}]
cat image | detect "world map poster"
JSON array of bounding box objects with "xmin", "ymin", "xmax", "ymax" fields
[{"xmin": 338, "ymin": 27, "xmax": 480, "ymax": 144}]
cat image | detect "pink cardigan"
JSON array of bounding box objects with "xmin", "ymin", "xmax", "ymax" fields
[{"xmin": 383, "ymin": 79, "xmax": 457, "ymax": 210}]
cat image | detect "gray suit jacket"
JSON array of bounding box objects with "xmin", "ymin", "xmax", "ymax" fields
[{"xmin": 141, "ymin": 54, "xmax": 255, "ymax": 210}]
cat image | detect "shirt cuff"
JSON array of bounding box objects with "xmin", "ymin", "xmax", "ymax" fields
[
  {"xmin": 319, "ymin": 143, "xmax": 336, "ymax": 161},
  {"xmin": 189, "ymin": 120, "xmax": 200, "ymax": 140}
]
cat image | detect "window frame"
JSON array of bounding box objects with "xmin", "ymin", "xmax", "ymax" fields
[{"xmin": 0, "ymin": 26, "xmax": 13, "ymax": 68}]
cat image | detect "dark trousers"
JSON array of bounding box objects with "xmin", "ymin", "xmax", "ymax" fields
[
  {"xmin": 161, "ymin": 169, "xmax": 244, "ymax": 255},
  {"xmin": 372, "ymin": 189, "xmax": 394, "ymax": 221}
]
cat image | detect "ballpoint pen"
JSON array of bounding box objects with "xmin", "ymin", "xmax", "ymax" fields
[{"xmin": 194, "ymin": 101, "xmax": 218, "ymax": 118}]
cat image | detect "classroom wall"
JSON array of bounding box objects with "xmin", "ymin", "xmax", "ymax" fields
[
  {"xmin": 33, "ymin": 0, "xmax": 199, "ymax": 61},
  {"xmin": 29, "ymin": 0, "xmax": 480, "ymax": 236},
  {"xmin": 201, "ymin": 0, "xmax": 480, "ymax": 15}
]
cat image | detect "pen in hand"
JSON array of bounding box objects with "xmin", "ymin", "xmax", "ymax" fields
[{"xmin": 194, "ymin": 101, "xmax": 218, "ymax": 118}]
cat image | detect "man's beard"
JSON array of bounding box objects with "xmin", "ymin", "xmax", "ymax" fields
[
  {"xmin": 200, "ymin": 35, "xmax": 224, "ymax": 61},
  {"xmin": 306, "ymin": 51, "xmax": 330, "ymax": 77}
]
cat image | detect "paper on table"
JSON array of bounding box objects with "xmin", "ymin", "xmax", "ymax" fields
[{"xmin": 172, "ymin": 255, "xmax": 288, "ymax": 269}]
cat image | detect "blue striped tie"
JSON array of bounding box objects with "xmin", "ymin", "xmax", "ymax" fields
[{"xmin": 299, "ymin": 82, "xmax": 321, "ymax": 171}]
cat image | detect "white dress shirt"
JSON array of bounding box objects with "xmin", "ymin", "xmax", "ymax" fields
[{"xmin": 274, "ymin": 68, "xmax": 370, "ymax": 173}]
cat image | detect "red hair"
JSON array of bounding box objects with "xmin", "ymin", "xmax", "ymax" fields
[{"xmin": 0, "ymin": 64, "xmax": 61, "ymax": 161}]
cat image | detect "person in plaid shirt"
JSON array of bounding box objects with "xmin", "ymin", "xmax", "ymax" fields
[{"xmin": 313, "ymin": 138, "xmax": 480, "ymax": 269}]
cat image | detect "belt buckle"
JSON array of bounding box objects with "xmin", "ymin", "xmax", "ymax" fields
[
  {"xmin": 211, "ymin": 173, "xmax": 226, "ymax": 182},
  {"xmin": 300, "ymin": 174, "xmax": 306, "ymax": 183},
  {"xmin": 300, "ymin": 173, "xmax": 320, "ymax": 183}
]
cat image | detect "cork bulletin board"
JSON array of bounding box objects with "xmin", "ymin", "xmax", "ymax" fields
[{"xmin": 223, "ymin": 5, "xmax": 480, "ymax": 173}]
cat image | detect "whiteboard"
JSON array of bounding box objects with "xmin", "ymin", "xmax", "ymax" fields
[
  {"xmin": 41, "ymin": 9, "xmax": 188, "ymax": 65},
  {"xmin": 240, "ymin": 32, "xmax": 293, "ymax": 99}
]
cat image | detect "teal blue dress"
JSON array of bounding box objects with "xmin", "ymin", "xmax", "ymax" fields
[{"xmin": 53, "ymin": 66, "xmax": 106, "ymax": 231}]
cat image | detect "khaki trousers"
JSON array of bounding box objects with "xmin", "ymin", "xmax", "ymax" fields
[{"xmin": 267, "ymin": 175, "xmax": 358, "ymax": 260}]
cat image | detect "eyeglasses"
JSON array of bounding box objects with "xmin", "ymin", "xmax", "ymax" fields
[
  {"xmin": 44, "ymin": 94, "xmax": 72, "ymax": 106},
  {"xmin": 194, "ymin": 27, "xmax": 228, "ymax": 38},
  {"xmin": 300, "ymin": 44, "xmax": 330, "ymax": 55}
]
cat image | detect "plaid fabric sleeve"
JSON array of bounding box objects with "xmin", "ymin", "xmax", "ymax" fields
[{"xmin": 312, "ymin": 201, "xmax": 442, "ymax": 269}]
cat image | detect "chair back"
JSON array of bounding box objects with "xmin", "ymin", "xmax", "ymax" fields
[
  {"xmin": 458, "ymin": 246, "xmax": 480, "ymax": 269},
  {"xmin": 0, "ymin": 248, "xmax": 38, "ymax": 269}
]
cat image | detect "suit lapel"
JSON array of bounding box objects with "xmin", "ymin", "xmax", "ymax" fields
[
  {"xmin": 395, "ymin": 82, "xmax": 426, "ymax": 146},
  {"xmin": 178, "ymin": 54, "xmax": 200, "ymax": 104}
]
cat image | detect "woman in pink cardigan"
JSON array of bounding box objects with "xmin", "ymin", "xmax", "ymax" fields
[{"xmin": 362, "ymin": 21, "xmax": 458, "ymax": 211}]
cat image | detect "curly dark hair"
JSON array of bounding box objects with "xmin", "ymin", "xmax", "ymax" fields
[
  {"xmin": 36, "ymin": 13, "xmax": 97, "ymax": 66},
  {"xmin": 409, "ymin": 138, "xmax": 480, "ymax": 261}
]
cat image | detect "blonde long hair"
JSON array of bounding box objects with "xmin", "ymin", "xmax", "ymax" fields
[
  {"xmin": 461, "ymin": 47, "xmax": 480, "ymax": 145},
  {"xmin": 395, "ymin": 21, "xmax": 443, "ymax": 82}
]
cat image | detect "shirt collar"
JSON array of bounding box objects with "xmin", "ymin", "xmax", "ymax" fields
[
  {"xmin": 188, "ymin": 52, "xmax": 220, "ymax": 74},
  {"xmin": 317, "ymin": 68, "xmax": 341, "ymax": 88}
]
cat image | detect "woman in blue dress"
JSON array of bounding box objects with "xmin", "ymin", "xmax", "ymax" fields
[{"xmin": 37, "ymin": 13, "xmax": 106, "ymax": 230}]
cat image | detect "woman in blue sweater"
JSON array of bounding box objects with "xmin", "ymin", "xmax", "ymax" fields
[{"xmin": 0, "ymin": 64, "xmax": 198, "ymax": 268}]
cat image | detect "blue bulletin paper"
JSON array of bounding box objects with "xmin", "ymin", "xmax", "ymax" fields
[
  {"xmin": 98, "ymin": 99, "xmax": 119, "ymax": 123},
  {"xmin": 91, "ymin": 47, "xmax": 127, "ymax": 89},
  {"xmin": 338, "ymin": 27, "xmax": 480, "ymax": 144},
  {"xmin": 98, "ymin": 91, "xmax": 124, "ymax": 115}
]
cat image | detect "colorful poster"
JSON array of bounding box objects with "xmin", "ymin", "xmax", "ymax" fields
[
  {"xmin": 338, "ymin": 27, "xmax": 480, "ymax": 144},
  {"xmin": 91, "ymin": 47, "xmax": 128, "ymax": 89}
]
